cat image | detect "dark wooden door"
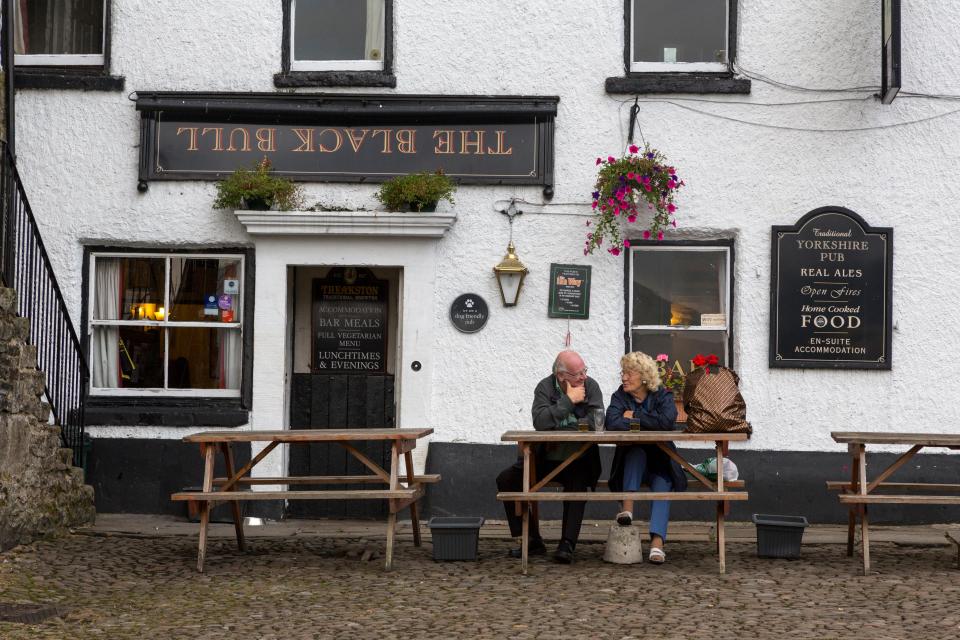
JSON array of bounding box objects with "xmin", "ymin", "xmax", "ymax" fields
[{"xmin": 287, "ymin": 373, "xmax": 395, "ymax": 519}]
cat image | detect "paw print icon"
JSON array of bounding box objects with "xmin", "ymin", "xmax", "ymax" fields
[{"xmin": 465, "ymin": 299, "xmax": 475, "ymax": 308}]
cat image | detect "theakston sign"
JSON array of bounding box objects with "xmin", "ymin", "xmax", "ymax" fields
[
  {"xmin": 769, "ymin": 207, "xmax": 892, "ymax": 369},
  {"xmin": 136, "ymin": 92, "xmax": 557, "ymax": 186}
]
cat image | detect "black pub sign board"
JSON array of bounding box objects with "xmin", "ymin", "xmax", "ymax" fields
[
  {"xmin": 136, "ymin": 92, "xmax": 557, "ymax": 187},
  {"xmin": 770, "ymin": 207, "xmax": 892, "ymax": 369},
  {"xmin": 548, "ymin": 263, "xmax": 591, "ymax": 319},
  {"xmin": 312, "ymin": 268, "xmax": 388, "ymax": 374}
]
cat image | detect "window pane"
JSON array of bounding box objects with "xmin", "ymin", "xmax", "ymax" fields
[
  {"xmin": 168, "ymin": 328, "xmax": 242, "ymax": 390},
  {"xmin": 93, "ymin": 257, "xmax": 165, "ymax": 321},
  {"xmin": 630, "ymin": 329, "xmax": 728, "ymax": 369},
  {"xmin": 633, "ymin": 0, "xmax": 726, "ymax": 63},
  {"xmin": 91, "ymin": 326, "xmax": 165, "ymax": 389},
  {"xmin": 294, "ymin": 0, "xmax": 384, "ymax": 61},
  {"xmin": 169, "ymin": 258, "xmax": 242, "ymax": 324},
  {"xmin": 631, "ymin": 249, "xmax": 727, "ymax": 327},
  {"xmin": 15, "ymin": 0, "xmax": 104, "ymax": 55}
]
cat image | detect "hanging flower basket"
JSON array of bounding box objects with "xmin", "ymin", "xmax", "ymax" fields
[{"xmin": 584, "ymin": 144, "xmax": 685, "ymax": 256}]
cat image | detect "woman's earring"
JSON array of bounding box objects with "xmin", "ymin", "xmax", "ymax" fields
[{"xmin": 641, "ymin": 380, "xmax": 647, "ymax": 385}]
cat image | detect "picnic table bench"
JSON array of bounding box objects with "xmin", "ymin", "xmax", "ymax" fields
[
  {"xmin": 828, "ymin": 431, "xmax": 960, "ymax": 573},
  {"xmin": 497, "ymin": 430, "xmax": 749, "ymax": 574},
  {"xmin": 171, "ymin": 428, "xmax": 436, "ymax": 572}
]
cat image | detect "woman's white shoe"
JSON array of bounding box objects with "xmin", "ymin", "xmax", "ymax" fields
[{"xmin": 649, "ymin": 547, "xmax": 666, "ymax": 564}]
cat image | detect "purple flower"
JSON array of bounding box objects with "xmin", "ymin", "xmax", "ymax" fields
[
  {"xmin": 646, "ymin": 153, "xmax": 655, "ymax": 159},
  {"xmin": 591, "ymin": 191, "xmax": 600, "ymax": 199}
]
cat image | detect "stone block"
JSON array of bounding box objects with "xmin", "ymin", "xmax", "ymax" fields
[{"xmin": 603, "ymin": 524, "xmax": 644, "ymax": 564}]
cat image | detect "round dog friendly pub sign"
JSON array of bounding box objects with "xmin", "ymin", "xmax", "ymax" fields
[{"xmin": 449, "ymin": 293, "xmax": 489, "ymax": 333}]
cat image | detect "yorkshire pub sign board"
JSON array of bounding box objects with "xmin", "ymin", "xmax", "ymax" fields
[{"xmin": 770, "ymin": 207, "xmax": 892, "ymax": 369}]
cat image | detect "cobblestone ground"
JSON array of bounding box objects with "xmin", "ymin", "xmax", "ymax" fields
[{"xmin": 1, "ymin": 533, "xmax": 959, "ymax": 639}]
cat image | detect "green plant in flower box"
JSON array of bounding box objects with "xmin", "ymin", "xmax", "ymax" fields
[{"xmin": 213, "ymin": 157, "xmax": 305, "ymax": 211}]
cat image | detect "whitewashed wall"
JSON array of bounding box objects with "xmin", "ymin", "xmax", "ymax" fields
[{"xmin": 15, "ymin": 0, "xmax": 960, "ymax": 454}]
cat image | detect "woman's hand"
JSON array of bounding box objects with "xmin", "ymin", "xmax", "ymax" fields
[{"xmin": 623, "ymin": 410, "xmax": 634, "ymax": 419}]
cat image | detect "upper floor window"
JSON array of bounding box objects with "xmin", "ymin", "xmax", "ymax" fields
[
  {"xmin": 627, "ymin": 243, "xmax": 733, "ymax": 369},
  {"xmin": 14, "ymin": 0, "xmax": 106, "ymax": 66},
  {"xmin": 629, "ymin": 0, "xmax": 729, "ymax": 73},
  {"xmin": 290, "ymin": 0, "xmax": 386, "ymax": 71},
  {"xmin": 89, "ymin": 252, "xmax": 245, "ymax": 398}
]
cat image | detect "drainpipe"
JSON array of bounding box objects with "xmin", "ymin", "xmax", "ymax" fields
[{"xmin": 2, "ymin": 0, "xmax": 14, "ymax": 159}]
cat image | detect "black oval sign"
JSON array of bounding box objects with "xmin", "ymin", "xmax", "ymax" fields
[{"xmin": 449, "ymin": 294, "xmax": 489, "ymax": 333}]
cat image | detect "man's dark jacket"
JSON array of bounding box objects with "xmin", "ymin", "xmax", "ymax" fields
[{"xmin": 530, "ymin": 374, "xmax": 604, "ymax": 487}]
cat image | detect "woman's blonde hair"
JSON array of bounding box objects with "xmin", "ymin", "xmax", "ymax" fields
[{"xmin": 620, "ymin": 351, "xmax": 660, "ymax": 392}]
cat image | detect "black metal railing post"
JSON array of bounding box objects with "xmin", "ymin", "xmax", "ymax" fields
[{"xmin": 0, "ymin": 141, "xmax": 88, "ymax": 465}]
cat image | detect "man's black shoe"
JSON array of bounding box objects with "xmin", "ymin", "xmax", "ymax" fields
[
  {"xmin": 553, "ymin": 538, "xmax": 575, "ymax": 564},
  {"xmin": 508, "ymin": 538, "xmax": 546, "ymax": 558}
]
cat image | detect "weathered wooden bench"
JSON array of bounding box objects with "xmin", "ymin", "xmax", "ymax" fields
[
  {"xmin": 171, "ymin": 428, "xmax": 436, "ymax": 572},
  {"xmin": 829, "ymin": 431, "xmax": 960, "ymax": 573},
  {"xmin": 497, "ymin": 430, "xmax": 749, "ymax": 574},
  {"xmin": 947, "ymin": 530, "xmax": 960, "ymax": 569}
]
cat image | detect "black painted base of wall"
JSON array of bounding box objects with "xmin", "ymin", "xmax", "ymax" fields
[{"xmin": 88, "ymin": 438, "xmax": 960, "ymax": 525}]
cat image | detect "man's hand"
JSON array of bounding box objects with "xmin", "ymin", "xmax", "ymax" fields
[
  {"xmin": 623, "ymin": 410, "xmax": 634, "ymax": 419},
  {"xmin": 566, "ymin": 384, "xmax": 586, "ymax": 404}
]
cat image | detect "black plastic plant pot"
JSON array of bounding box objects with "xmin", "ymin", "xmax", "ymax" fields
[
  {"xmin": 752, "ymin": 513, "xmax": 808, "ymax": 559},
  {"xmin": 428, "ymin": 517, "xmax": 484, "ymax": 561}
]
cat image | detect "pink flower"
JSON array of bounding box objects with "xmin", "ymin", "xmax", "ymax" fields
[
  {"xmin": 656, "ymin": 353, "xmax": 668, "ymax": 361},
  {"xmin": 667, "ymin": 203, "xmax": 676, "ymax": 213},
  {"xmin": 596, "ymin": 158, "xmax": 602, "ymax": 165},
  {"xmin": 583, "ymin": 249, "xmax": 588, "ymax": 255},
  {"xmin": 623, "ymin": 239, "xmax": 631, "ymax": 248},
  {"xmin": 671, "ymin": 220, "xmax": 677, "ymax": 227},
  {"xmin": 644, "ymin": 184, "xmax": 652, "ymax": 192},
  {"xmin": 591, "ymin": 201, "xmax": 598, "ymax": 209},
  {"xmin": 627, "ymin": 215, "xmax": 636, "ymax": 223},
  {"xmin": 626, "ymin": 172, "xmax": 635, "ymax": 180},
  {"xmin": 643, "ymin": 230, "xmax": 651, "ymax": 240},
  {"xmin": 607, "ymin": 156, "xmax": 615, "ymax": 163},
  {"xmin": 657, "ymin": 231, "xmax": 664, "ymax": 241},
  {"xmin": 667, "ymin": 180, "xmax": 677, "ymax": 189},
  {"xmin": 609, "ymin": 247, "xmax": 621, "ymax": 256},
  {"xmin": 629, "ymin": 144, "xmax": 639, "ymax": 154}
]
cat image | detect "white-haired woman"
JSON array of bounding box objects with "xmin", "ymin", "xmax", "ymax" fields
[{"xmin": 604, "ymin": 351, "xmax": 686, "ymax": 564}]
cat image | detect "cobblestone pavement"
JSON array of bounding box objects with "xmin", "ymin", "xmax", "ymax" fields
[{"xmin": 2, "ymin": 531, "xmax": 959, "ymax": 640}]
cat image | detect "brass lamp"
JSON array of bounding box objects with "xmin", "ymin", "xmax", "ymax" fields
[{"xmin": 493, "ymin": 241, "xmax": 528, "ymax": 307}]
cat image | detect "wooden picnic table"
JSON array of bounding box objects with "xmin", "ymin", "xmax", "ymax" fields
[
  {"xmin": 171, "ymin": 428, "xmax": 436, "ymax": 572},
  {"xmin": 496, "ymin": 430, "xmax": 750, "ymax": 574},
  {"xmin": 829, "ymin": 431, "xmax": 960, "ymax": 574}
]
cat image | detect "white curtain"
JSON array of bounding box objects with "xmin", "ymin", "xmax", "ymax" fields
[
  {"xmin": 13, "ymin": 1, "xmax": 26, "ymax": 53},
  {"xmin": 92, "ymin": 259, "xmax": 120, "ymax": 388},
  {"xmin": 220, "ymin": 330, "xmax": 242, "ymax": 390},
  {"xmin": 364, "ymin": 0, "xmax": 384, "ymax": 60}
]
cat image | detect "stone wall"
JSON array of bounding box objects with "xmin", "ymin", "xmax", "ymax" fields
[{"xmin": 0, "ymin": 287, "xmax": 94, "ymax": 551}]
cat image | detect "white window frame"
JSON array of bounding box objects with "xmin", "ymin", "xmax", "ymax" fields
[
  {"xmin": 627, "ymin": 244, "xmax": 732, "ymax": 364},
  {"xmin": 14, "ymin": 0, "xmax": 107, "ymax": 67},
  {"xmin": 629, "ymin": 0, "xmax": 729, "ymax": 73},
  {"xmin": 289, "ymin": 0, "xmax": 384, "ymax": 72},
  {"xmin": 88, "ymin": 251, "xmax": 245, "ymax": 398}
]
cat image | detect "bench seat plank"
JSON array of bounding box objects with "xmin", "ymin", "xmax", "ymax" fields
[
  {"xmin": 172, "ymin": 488, "xmax": 421, "ymax": 501},
  {"xmin": 831, "ymin": 432, "xmax": 960, "ymax": 447},
  {"xmin": 184, "ymin": 428, "xmax": 433, "ymax": 443},
  {"xmin": 584, "ymin": 479, "xmax": 744, "ymax": 490},
  {"xmin": 497, "ymin": 491, "xmax": 748, "ymax": 502},
  {"xmin": 838, "ymin": 494, "xmax": 960, "ymax": 505},
  {"xmin": 827, "ymin": 481, "xmax": 960, "ymax": 492},
  {"xmin": 212, "ymin": 474, "xmax": 441, "ymax": 486}
]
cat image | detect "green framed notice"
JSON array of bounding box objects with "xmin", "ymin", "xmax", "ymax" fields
[{"xmin": 548, "ymin": 264, "xmax": 591, "ymax": 319}]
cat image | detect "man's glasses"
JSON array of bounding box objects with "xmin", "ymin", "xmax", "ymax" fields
[{"xmin": 559, "ymin": 368, "xmax": 588, "ymax": 379}]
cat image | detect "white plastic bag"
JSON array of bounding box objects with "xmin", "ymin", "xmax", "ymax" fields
[{"xmin": 691, "ymin": 456, "xmax": 739, "ymax": 482}]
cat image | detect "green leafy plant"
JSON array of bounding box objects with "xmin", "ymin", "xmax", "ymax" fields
[
  {"xmin": 213, "ymin": 157, "xmax": 305, "ymax": 211},
  {"xmin": 375, "ymin": 171, "xmax": 456, "ymax": 212},
  {"xmin": 585, "ymin": 144, "xmax": 685, "ymax": 256}
]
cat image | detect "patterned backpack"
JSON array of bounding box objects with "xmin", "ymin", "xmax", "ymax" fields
[{"xmin": 682, "ymin": 363, "xmax": 752, "ymax": 434}]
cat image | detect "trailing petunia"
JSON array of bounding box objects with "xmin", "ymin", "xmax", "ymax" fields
[{"xmin": 584, "ymin": 144, "xmax": 685, "ymax": 255}]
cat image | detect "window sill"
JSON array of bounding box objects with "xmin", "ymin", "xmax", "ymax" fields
[
  {"xmin": 85, "ymin": 397, "xmax": 248, "ymax": 427},
  {"xmin": 273, "ymin": 70, "xmax": 397, "ymax": 88},
  {"xmin": 605, "ymin": 73, "xmax": 750, "ymax": 95},
  {"xmin": 14, "ymin": 69, "xmax": 125, "ymax": 91}
]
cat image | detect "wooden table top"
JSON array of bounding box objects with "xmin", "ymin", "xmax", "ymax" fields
[
  {"xmin": 184, "ymin": 428, "xmax": 433, "ymax": 443},
  {"xmin": 500, "ymin": 430, "xmax": 749, "ymax": 443},
  {"xmin": 831, "ymin": 432, "xmax": 960, "ymax": 447}
]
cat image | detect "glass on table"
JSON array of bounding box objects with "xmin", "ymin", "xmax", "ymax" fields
[
  {"xmin": 577, "ymin": 418, "xmax": 591, "ymax": 432},
  {"xmin": 592, "ymin": 408, "xmax": 606, "ymax": 433}
]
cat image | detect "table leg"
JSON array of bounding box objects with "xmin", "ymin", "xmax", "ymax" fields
[
  {"xmin": 220, "ymin": 442, "xmax": 246, "ymax": 553},
  {"xmin": 717, "ymin": 501, "xmax": 726, "ymax": 575},
  {"xmin": 385, "ymin": 442, "xmax": 400, "ymax": 570},
  {"xmin": 856, "ymin": 444, "xmax": 870, "ymax": 574},
  {"xmin": 846, "ymin": 456, "xmax": 858, "ymax": 557},
  {"xmin": 404, "ymin": 450, "xmax": 422, "ymax": 547},
  {"xmin": 521, "ymin": 444, "xmax": 531, "ymax": 575},
  {"xmin": 197, "ymin": 443, "xmax": 215, "ymax": 573}
]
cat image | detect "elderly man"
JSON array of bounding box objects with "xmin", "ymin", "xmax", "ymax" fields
[{"xmin": 496, "ymin": 350, "xmax": 604, "ymax": 563}]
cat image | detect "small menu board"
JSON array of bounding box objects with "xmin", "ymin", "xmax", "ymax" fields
[
  {"xmin": 312, "ymin": 268, "xmax": 388, "ymax": 373},
  {"xmin": 548, "ymin": 264, "xmax": 591, "ymax": 319},
  {"xmin": 450, "ymin": 293, "xmax": 489, "ymax": 333},
  {"xmin": 770, "ymin": 207, "xmax": 892, "ymax": 369}
]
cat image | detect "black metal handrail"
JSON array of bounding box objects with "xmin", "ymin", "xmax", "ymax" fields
[{"xmin": 0, "ymin": 142, "xmax": 88, "ymax": 466}]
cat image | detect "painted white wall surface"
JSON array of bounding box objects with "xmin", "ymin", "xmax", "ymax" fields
[{"xmin": 16, "ymin": 1, "xmax": 960, "ymax": 455}]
